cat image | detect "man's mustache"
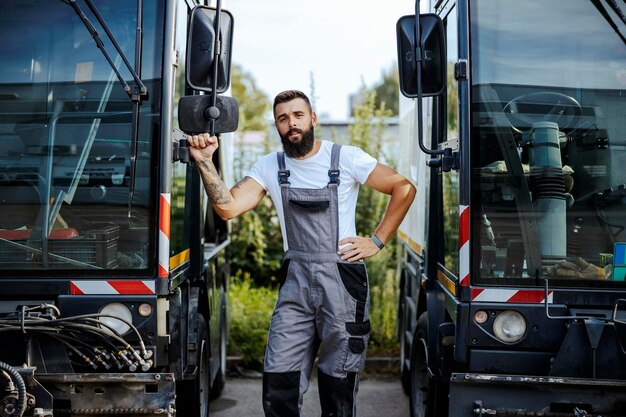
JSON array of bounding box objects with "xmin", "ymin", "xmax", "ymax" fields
[{"xmin": 287, "ymin": 128, "xmax": 303, "ymax": 136}]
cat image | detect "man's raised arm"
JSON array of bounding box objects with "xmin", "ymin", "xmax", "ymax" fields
[
  {"xmin": 187, "ymin": 133, "xmax": 266, "ymax": 221},
  {"xmin": 338, "ymin": 163, "xmax": 416, "ymax": 262}
]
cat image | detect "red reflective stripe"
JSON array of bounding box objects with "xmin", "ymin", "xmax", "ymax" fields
[
  {"xmin": 108, "ymin": 281, "xmax": 154, "ymax": 295},
  {"xmin": 159, "ymin": 193, "xmax": 170, "ymax": 278},
  {"xmin": 471, "ymin": 288, "xmax": 553, "ymax": 303},
  {"xmin": 471, "ymin": 288, "xmax": 484, "ymax": 299},
  {"xmin": 507, "ymin": 290, "xmax": 550, "ymax": 304},
  {"xmin": 70, "ymin": 282, "xmax": 84, "ymax": 295},
  {"xmin": 459, "ymin": 206, "xmax": 470, "ymax": 248}
]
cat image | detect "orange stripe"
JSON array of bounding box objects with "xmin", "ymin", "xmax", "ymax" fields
[
  {"xmin": 159, "ymin": 264, "xmax": 169, "ymax": 278},
  {"xmin": 169, "ymin": 249, "xmax": 190, "ymax": 270},
  {"xmin": 397, "ymin": 230, "xmax": 423, "ymax": 255},
  {"xmin": 160, "ymin": 194, "xmax": 170, "ymax": 238},
  {"xmin": 437, "ymin": 269, "xmax": 457, "ymax": 296}
]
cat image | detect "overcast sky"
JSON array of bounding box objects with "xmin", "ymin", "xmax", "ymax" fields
[{"xmin": 225, "ymin": 0, "xmax": 413, "ymax": 120}]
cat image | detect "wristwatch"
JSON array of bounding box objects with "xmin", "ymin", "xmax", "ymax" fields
[{"xmin": 371, "ymin": 235, "xmax": 385, "ymax": 250}]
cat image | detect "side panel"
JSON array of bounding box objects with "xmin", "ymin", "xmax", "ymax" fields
[{"xmin": 397, "ymin": 95, "xmax": 431, "ymax": 254}]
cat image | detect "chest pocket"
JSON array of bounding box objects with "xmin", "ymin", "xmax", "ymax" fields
[
  {"xmin": 284, "ymin": 187, "xmax": 334, "ymax": 251},
  {"xmin": 289, "ymin": 199, "xmax": 330, "ymax": 211}
]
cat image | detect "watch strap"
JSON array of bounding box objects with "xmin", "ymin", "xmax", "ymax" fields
[{"xmin": 371, "ymin": 235, "xmax": 385, "ymax": 249}]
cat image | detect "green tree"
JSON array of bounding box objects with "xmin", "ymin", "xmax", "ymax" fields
[
  {"xmin": 349, "ymin": 91, "xmax": 394, "ymax": 265},
  {"xmin": 349, "ymin": 91, "xmax": 399, "ymax": 354},
  {"xmin": 351, "ymin": 64, "xmax": 399, "ymax": 117},
  {"xmin": 229, "ymin": 64, "xmax": 284, "ymax": 286},
  {"xmin": 447, "ymin": 62, "xmax": 458, "ymax": 134},
  {"xmin": 372, "ymin": 64, "xmax": 399, "ymax": 116},
  {"xmin": 230, "ymin": 64, "xmax": 271, "ymax": 131}
]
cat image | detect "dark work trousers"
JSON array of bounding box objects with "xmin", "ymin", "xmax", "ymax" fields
[{"xmin": 262, "ymin": 144, "xmax": 371, "ymax": 417}]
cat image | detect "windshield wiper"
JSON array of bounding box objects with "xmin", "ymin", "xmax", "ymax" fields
[
  {"xmin": 65, "ymin": 0, "xmax": 147, "ymax": 100},
  {"xmin": 64, "ymin": 0, "xmax": 146, "ymax": 219},
  {"xmin": 590, "ymin": 0, "xmax": 626, "ymax": 45}
]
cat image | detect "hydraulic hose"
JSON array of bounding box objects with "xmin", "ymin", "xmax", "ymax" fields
[{"xmin": 0, "ymin": 361, "xmax": 26, "ymax": 417}]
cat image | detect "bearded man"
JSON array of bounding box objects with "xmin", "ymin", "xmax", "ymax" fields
[{"xmin": 187, "ymin": 90, "xmax": 415, "ymax": 417}]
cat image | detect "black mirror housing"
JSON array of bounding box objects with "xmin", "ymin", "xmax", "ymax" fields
[
  {"xmin": 178, "ymin": 95, "xmax": 239, "ymax": 134},
  {"xmin": 396, "ymin": 14, "xmax": 446, "ymax": 98},
  {"xmin": 186, "ymin": 6, "xmax": 234, "ymax": 93}
]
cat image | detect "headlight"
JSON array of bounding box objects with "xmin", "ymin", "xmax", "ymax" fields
[
  {"xmin": 493, "ymin": 310, "xmax": 526, "ymax": 343},
  {"xmin": 99, "ymin": 303, "xmax": 133, "ymax": 335}
]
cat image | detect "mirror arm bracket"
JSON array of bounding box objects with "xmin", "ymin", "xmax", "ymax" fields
[
  {"xmin": 426, "ymin": 148, "xmax": 459, "ymax": 172},
  {"xmin": 454, "ymin": 59, "xmax": 468, "ymax": 81}
]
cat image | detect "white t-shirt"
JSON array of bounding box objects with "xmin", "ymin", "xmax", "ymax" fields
[{"xmin": 245, "ymin": 140, "xmax": 378, "ymax": 251}]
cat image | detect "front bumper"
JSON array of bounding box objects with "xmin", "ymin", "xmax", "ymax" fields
[
  {"xmin": 449, "ymin": 372, "xmax": 626, "ymax": 416},
  {"xmin": 37, "ymin": 373, "xmax": 175, "ymax": 417}
]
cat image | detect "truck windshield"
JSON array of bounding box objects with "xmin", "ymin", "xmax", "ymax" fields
[
  {"xmin": 470, "ymin": 0, "xmax": 626, "ymax": 285},
  {"xmin": 0, "ymin": 0, "xmax": 162, "ymax": 272}
]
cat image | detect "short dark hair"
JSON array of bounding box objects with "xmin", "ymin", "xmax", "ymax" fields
[{"xmin": 273, "ymin": 90, "xmax": 312, "ymax": 113}]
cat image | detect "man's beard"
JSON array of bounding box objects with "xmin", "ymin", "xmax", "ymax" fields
[{"xmin": 280, "ymin": 125, "xmax": 315, "ymax": 158}]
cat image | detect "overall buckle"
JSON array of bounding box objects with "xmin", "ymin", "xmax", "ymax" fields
[
  {"xmin": 278, "ymin": 170, "xmax": 291, "ymax": 185},
  {"xmin": 328, "ymin": 169, "xmax": 340, "ymax": 184}
]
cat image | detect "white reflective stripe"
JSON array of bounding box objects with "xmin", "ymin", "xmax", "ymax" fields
[
  {"xmin": 72, "ymin": 281, "xmax": 117, "ymax": 294},
  {"xmin": 459, "ymin": 205, "xmax": 470, "ymax": 286},
  {"xmin": 472, "ymin": 289, "xmax": 519, "ymax": 302},
  {"xmin": 473, "ymin": 289, "xmax": 554, "ymax": 304},
  {"xmin": 159, "ymin": 228, "xmax": 169, "ymax": 271},
  {"xmin": 459, "ymin": 240, "xmax": 470, "ymax": 285},
  {"xmin": 71, "ymin": 280, "xmax": 156, "ymax": 294}
]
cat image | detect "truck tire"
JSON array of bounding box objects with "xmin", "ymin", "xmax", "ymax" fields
[
  {"xmin": 177, "ymin": 318, "xmax": 210, "ymax": 417},
  {"xmin": 398, "ymin": 284, "xmax": 411, "ymax": 395},
  {"xmin": 210, "ymin": 293, "xmax": 227, "ymax": 399},
  {"xmin": 409, "ymin": 312, "xmax": 438, "ymax": 417}
]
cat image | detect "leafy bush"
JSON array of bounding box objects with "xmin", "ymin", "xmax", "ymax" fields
[
  {"xmin": 227, "ymin": 272, "xmax": 277, "ymax": 368},
  {"xmin": 367, "ymin": 263, "xmax": 400, "ymax": 357}
]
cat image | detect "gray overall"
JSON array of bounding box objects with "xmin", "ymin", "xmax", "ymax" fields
[{"xmin": 262, "ymin": 144, "xmax": 371, "ymax": 417}]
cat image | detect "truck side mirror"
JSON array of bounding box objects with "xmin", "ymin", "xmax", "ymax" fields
[
  {"xmin": 186, "ymin": 6, "xmax": 234, "ymax": 93},
  {"xmin": 396, "ymin": 14, "xmax": 446, "ymax": 98},
  {"xmin": 178, "ymin": 95, "xmax": 239, "ymax": 134}
]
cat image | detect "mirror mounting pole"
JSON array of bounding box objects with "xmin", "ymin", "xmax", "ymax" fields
[
  {"xmin": 413, "ymin": 0, "xmax": 445, "ymax": 166},
  {"xmin": 208, "ymin": 0, "xmax": 224, "ymax": 137}
]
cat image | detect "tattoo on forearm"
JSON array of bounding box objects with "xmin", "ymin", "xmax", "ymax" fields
[
  {"xmin": 199, "ymin": 160, "xmax": 232, "ymax": 205},
  {"xmin": 205, "ymin": 184, "xmax": 232, "ymax": 205}
]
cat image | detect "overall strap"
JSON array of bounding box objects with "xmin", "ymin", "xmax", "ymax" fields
[
  {"xmin": 276, "ymin": 152, "xmax": 290, "ymax": 185},
  {"xmin": 328, "ymin": 144, "xmax": 342, "ymax": 185}
]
